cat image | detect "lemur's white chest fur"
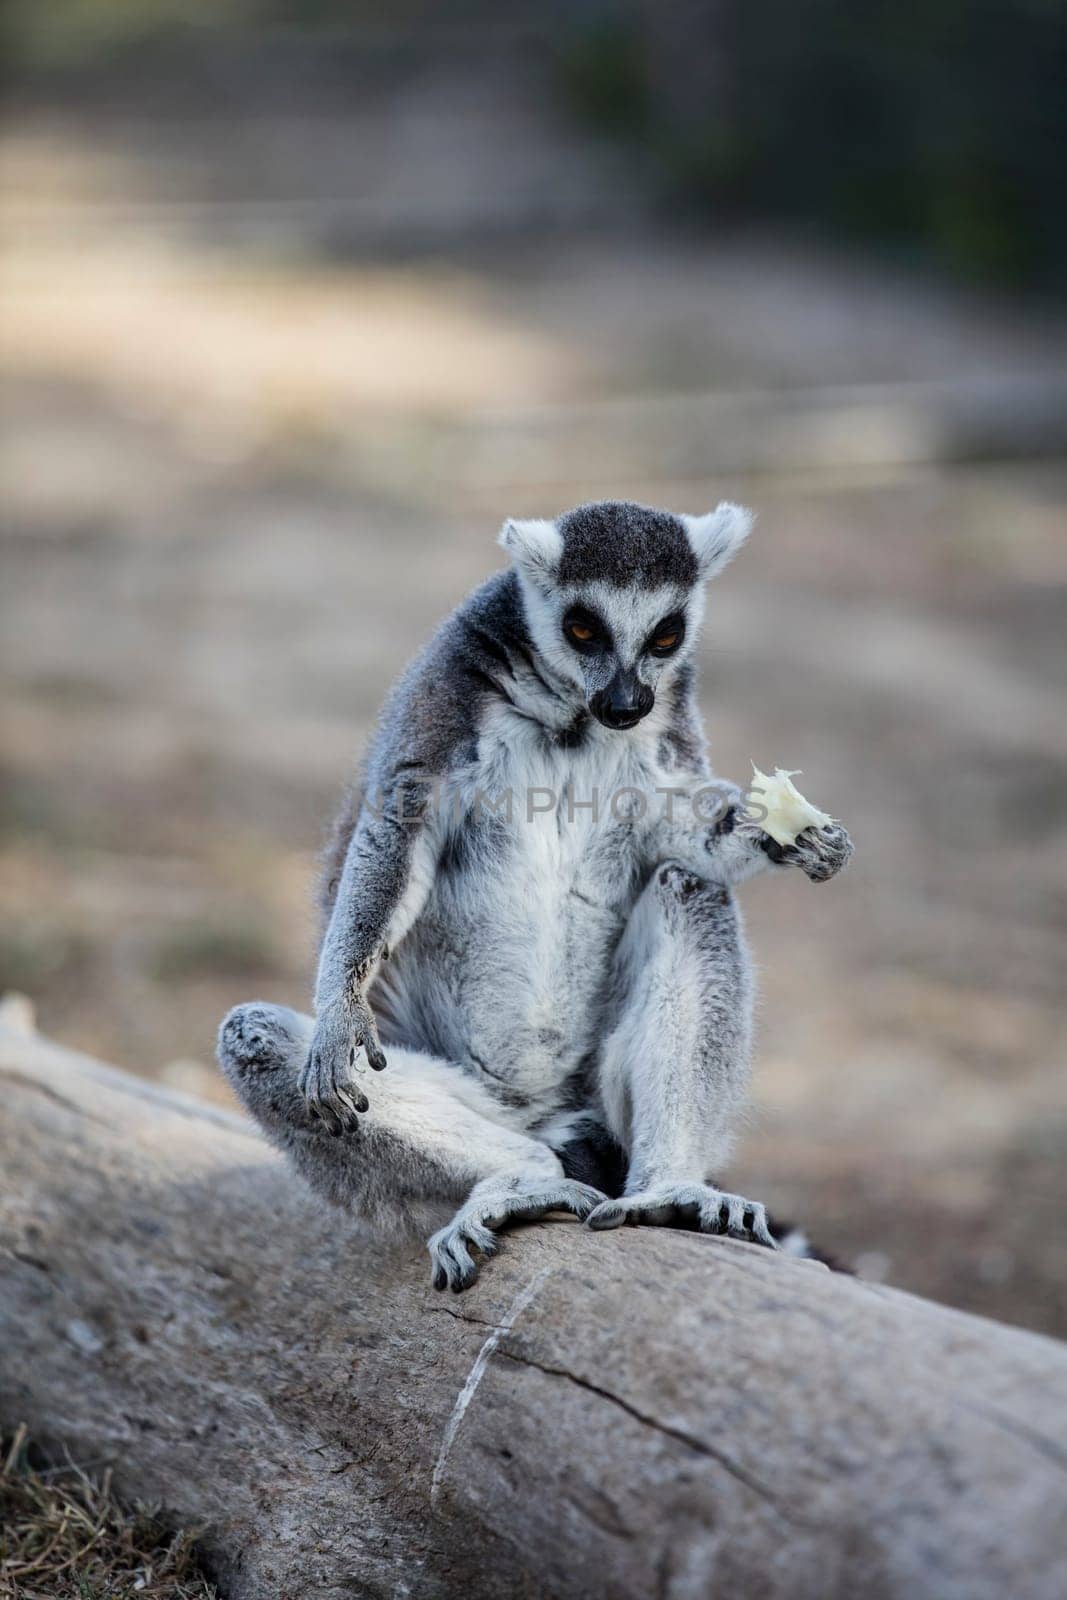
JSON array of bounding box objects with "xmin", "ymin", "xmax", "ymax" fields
[{"xmin": 373, "ymin": 697, "xmax": 675, "ymax": 1112}]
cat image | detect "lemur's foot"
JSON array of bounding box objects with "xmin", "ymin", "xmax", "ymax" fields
[
  {"xmin": 218, "ymin": 1002, "xmax": 283, "ymax": 1077},
  {"xmin": 218, "ymin": 1001, "xmax": 325, "ymax": 1130},
  {"xmin": 428, "ymin": 1176, "xmax": 605, "ymax": 1292},
  {"xmin": 586, "ymin": 1183, "xmax": 778, "ymax": 1248},
  {"xmin": 761, "ymin": 821, "xmax": 854, "ymax": 883},
  {"xmin": 299, "ymin": 996, "xmax": 384, "ymax": 1135}
]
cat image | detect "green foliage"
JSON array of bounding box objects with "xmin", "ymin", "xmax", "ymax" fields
[
  {"xmin": 2, "ymin": 0, "xmax": 437, "ymax": 67},
  {"xmin": 561, "ymin": 0, "xmax": 1067, "ymax": 292},
  {"xmin": 557, "ymin": 14, "xmax": 651, "ymax": 134},
  {"xmin": 5, "ymin": 1, "xmax": 1062, "ymax": 290},
  {"xmin": 2, "ymin": 1, "xmax": 246, "ymax": 70}
]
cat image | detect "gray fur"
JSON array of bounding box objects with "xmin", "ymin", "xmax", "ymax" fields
[
  {"xmin": 557, "ymin": 500, "xmax": 698, "ymax": 587},
  {"xmin": 218, "ymin": 500, "xmax": 853, "ymax": 1290}
]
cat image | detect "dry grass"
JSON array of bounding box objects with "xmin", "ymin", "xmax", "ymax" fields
[{"xmin": 0, "ymin": 1427, "xmax": 219, "ymax": 1600}]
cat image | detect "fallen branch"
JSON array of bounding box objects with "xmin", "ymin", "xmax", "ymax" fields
[{"xmin": 2, "ymin": 1012, "xmax": 1065, "ymax": 1599}]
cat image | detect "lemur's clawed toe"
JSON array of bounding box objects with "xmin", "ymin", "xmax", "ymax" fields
[
  {"xmin": 428, "ymin": 1215, "xmax": 497, "ymax": 1293},
  {"xmin": 428, "ymin": 1177, "xmax": 605, "ymax": 1291},
  {"xmin": 586, "ymin": 1184, "xmax": 778, "ymax": 1249}
]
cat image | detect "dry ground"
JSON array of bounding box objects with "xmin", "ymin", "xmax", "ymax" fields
[{"xmin": 2, "ymin": 115, "xmax": 1066, "ymax": 1337}]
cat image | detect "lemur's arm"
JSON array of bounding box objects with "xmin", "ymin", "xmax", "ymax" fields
[
  {"xmin": 648, "ymin": 776, "xmax": 854, "ymax": 887},
  {"xmin": 306, "ymin": 769, "xmax": 436, "ymax": 1113},
  {"xmin": 301, "ymin": 624, "xmax": 482, "ymax": 1127}
]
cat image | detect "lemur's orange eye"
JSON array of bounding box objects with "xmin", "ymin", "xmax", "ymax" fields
[
  {"xmin": 648, "ymin": 616, "xmax": 685, "ymax": 656},
  {"xmin": 569, "ymin": 622, "xmax": 594, "ymax": 642}
]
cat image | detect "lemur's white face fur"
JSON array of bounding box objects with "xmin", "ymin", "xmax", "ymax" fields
[{"xmin": 500, "ymin": 499, "xmax": 751, "ymax": 729}]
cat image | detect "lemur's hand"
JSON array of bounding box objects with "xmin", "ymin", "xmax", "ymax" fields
[
  {"xmin": 299, "ymin": 994, "xmax": 387, "ymax": 1134},
  {"xmin": 760, "ymin": 821, "xmax": 854, "ymax": 883}
]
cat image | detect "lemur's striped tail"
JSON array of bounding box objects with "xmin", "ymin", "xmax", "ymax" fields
[{"xmin": 767, "ymin": 1216, "xmax": 851, "ymax": 1272}]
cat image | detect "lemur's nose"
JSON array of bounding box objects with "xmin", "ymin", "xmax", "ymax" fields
[{"xmin": 591, "ymin": 670, "xmax": 655, "ymax": 730}]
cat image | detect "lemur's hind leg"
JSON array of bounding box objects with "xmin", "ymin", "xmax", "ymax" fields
[
  {"xmin": 218, "ymin": 1003, "xmax": 603, "ymax": 1290},
  {"xmin": 588, "ymin": 863, "xmax": 776, "ymax": 1248}
]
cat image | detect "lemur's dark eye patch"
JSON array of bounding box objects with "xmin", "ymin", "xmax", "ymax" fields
[
  {"xmin": 647, "ymin": 614, "xmax": 685, "ymax": 657},
  {"xmin": 563, "ymin": 607, "xmax": 609, "ymax": 655}
]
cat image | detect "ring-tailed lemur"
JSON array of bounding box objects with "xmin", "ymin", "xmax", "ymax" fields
[{"xmin": 218, "ymin": 500, "xmax": 853, "ymax": 1290}]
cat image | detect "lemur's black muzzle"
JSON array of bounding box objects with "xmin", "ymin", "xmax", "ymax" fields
[{"xmin": 590, "ymin": 670, "xmax": 655, "ymax": 730}]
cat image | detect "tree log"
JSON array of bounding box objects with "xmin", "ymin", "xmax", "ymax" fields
[{"xmin": 1, "ymin": 1012, "xmax": 1065, "ymax": 1600}]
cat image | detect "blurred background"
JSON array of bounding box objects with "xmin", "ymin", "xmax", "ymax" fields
[{"xmin": 2, "ymin": 2, "xmax": 1065, "ymax": 1336}]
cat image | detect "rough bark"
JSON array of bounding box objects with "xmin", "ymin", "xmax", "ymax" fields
[{"xmin": 1, "ymin": 1008, "xmax": 1065, "ymax": 1600}]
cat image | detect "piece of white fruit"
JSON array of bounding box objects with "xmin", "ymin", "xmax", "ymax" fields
[{"xmin": 747, "ymin": 764, "xmax": 834, "ymax": 848}]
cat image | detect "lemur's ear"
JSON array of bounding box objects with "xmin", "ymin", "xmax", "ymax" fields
[
  {"xmin": 498, "ymin": 517, "xmax": 563, "ymax": 585},
  {"xmin": 682, "ymin": 502, "xmax": 753, "ymax": 580}
]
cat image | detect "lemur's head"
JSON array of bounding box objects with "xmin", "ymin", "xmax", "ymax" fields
[{"xmin": 499, "ymin": 499, "xmax": 751, "ymax": 729}]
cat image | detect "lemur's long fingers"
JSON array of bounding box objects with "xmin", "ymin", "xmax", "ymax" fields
[
  {"xmin": 311, "ymin": 1098, "xmax": 344, "ymax": 1137},
  {"xmin": 351, "ymin": 1007, "xmax": 388, "ymax": 1072},
  {"xmin": 747, "ymin": 1203, "xmax": 777, "ymax": 1249},
  {"xmin": 585, "ymin": 1199, "xmax": 628, "ymax": 1230},
  {"xmin": 365, "ymin": 1036, "xmax": 388, "ymax": 1072},
  {"xmin": 336, "ymin": 1084, "xmax": 369, "ymax": 1120},
  {"xmin": 348, "ymin": 1036, "xmax": 377, "ymax": 1088},
  {"xmin": 428, "ymin": 1229, "xmax": 479, "ymax": 1293}
]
